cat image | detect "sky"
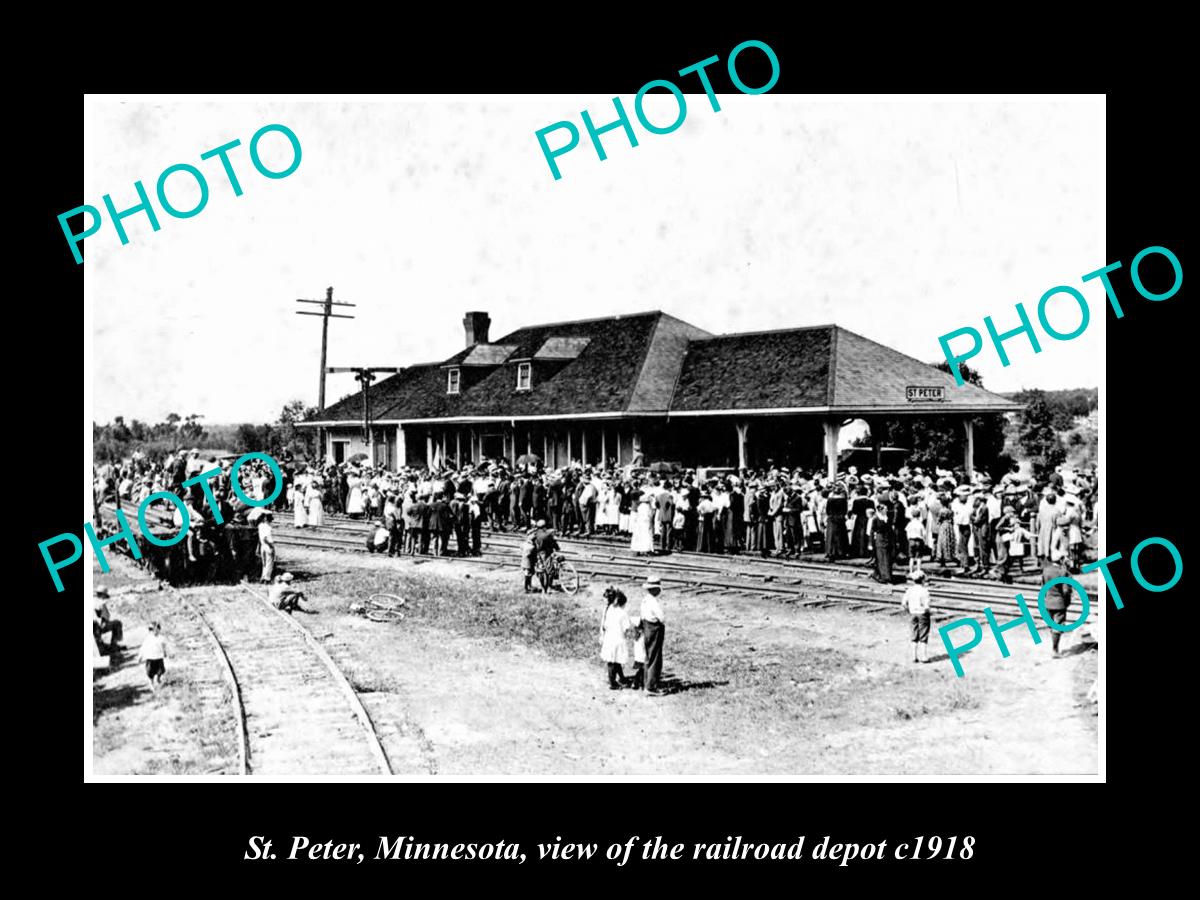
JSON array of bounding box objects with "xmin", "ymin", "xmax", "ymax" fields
[{"xmin": 84, "ymin": 95, "xmax": 1103, "ymax": 425}]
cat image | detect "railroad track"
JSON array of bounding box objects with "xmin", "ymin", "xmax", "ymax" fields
[
  {"xmin": 104, "ymin": 502, "xmax": 1096, "ymax": 628},
  {"xmin": 268, "ymin": 521, "xmax": 1087, "ymax": 628},
  {"xmin": 171, "ymin": 583, "xmax": 392, "ymax": 775}
]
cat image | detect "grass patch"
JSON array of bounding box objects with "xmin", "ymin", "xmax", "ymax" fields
[{"xmin": 310, "ymin": 565, "xmax": 597, "ymax": 660}]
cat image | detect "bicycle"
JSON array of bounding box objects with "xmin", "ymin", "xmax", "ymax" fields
[
  {"xmin": 362, "ymin": 593, "xmax": 407, "ymax": 623},
  {"xmin": 534, "ymin": 552, "xmax": 580, "ymax": 595}
]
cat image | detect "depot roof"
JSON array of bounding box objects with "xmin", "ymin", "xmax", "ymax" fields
[{"xmin": 304, "ymin": 311, "xmax": 1020, "ymax": 426}]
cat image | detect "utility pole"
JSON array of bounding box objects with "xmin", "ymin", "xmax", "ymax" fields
[
  {"xmin": 296, "ymin": 287, "xmax": 355, "ymax": 461},
  {"xmin": 326, "ymin": 366, "xmax": 401, "ymax": 467}
]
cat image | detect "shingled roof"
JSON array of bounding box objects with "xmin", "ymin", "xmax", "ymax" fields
[
  {"xmin": 306, "ymin": 315, "xmax": 1017, "ymax": 425},
  {"xmin": 671, "ymin": 325, "xmax": 1020, "ymax": 414},
  {"xmin": 311, "ymin": 312, "xmax": 711, "ymax": 424}
]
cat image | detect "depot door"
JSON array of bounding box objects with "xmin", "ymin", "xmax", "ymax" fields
[{"xmin": 480, "ymin": 433, "xmax": 504, "ymax": 462}]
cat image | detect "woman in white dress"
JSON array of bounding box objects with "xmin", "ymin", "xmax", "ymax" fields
[
  {"xmin": 630, "ymin": 493, "xmax": 654, "ymax": 555},
  {"xmin": 345, "ymin": 473, "xmax": 365, "ymax": 518},
  {"xmin": 605, "ymin": 482, "xmax": 622, "ymax": 534},
  {"xmin": 306, "ymin": 478, "xmax": 325, "ymax": 527},
  {"xmin": 293, "ymin": 472, "xmax": 309, "ymax": 528},
  {"xmin": 599, "ymin": 587, "xmax": 634, "ymax": 690}
]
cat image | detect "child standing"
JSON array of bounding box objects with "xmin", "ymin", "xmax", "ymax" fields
[
  {"xmin": 905, "ymin": 506, "xmax": 926, "ymax": 572},
  {"xmin": 901, "ymin": 571, "xmax": 932, "ymax": 663},
  {"xmin": 138, "ymin": 622, "xmax": 167, "ymax": 691},
  {"xmin": 599, "ymin": 587, "xmax": 633, "ymax": 690}
]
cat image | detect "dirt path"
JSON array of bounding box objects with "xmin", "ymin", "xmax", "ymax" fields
[
  {"xmin": 94, "ymin": 547, "xmax": 1097, "ymax": 776},
  {"xmin": 274, "ymin": 549, "xmax": 1099, "ymax": 776}
]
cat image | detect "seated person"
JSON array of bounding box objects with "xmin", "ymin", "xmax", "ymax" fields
[
  {"xmin": 366, "ymin": 519, "xmax": 390, "ymax": 553},
  {"xmin": 267, "ymin": 572, "xmax": 309, "ymax": 613},
  {"xmin": 92, "ymin": 586, "xmax": 122, "ymax": 650}
]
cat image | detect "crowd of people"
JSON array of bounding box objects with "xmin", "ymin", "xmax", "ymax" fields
[
  {"xmin": 93, "ymin": 449, "xmax": 285, "ymax": 580},
  {"xmin": 94, "ymin": 448, "xmax": 1097, "ymax": 588}
]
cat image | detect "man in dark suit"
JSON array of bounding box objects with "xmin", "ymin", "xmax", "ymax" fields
[
  {"xmin": 428, "ymin": 493, "xmax": 448, "ymax": 556},
  {"xmin": 457, "ymin": 471, "xmax": 474, "ymax": 499},
  {"xmin": 491, "ymin": 473, "xmax": 509, "ymax": 529},
  {"xmin": 453, "ymin": 493, "xmax": 471, "ymax": 557},
  {"xmin": 729, "ymin": 484, "xmax": 745, "ymax": 551},
  {"xmin": 532, "ymin": 477, "xmax": 547, "ymax": 524},
  {"xmin": 547, "ymin": 479, "xmax": 562, "ymax": 532},
  {"xmin": 520, "ymin": 475, "xmax": 535, "ymax": 527},
  {"xmin": 825, "ymin": 486, "xmax": 849, "ymax": 561},
  {"xmin": 682, "ymin": 476, "xmax": 700, "ymax": 549},
  {"xmin": 655, "ymin": 484, "xmax": 675, "ymax": 554},
  {"xmin": 509, "ymin": 476, "xmax": 523, "ymax": 529},
  {"xmin": 1041, "ymin": 548, "xmax": 1074, "ymax": 657},
  {"xmin": 414, "ymin": 493, "xmax": 431, "ymax": 554},
  {"xmin": 572, "ymin": 478, "xmax": 586, "ymax": 536}
]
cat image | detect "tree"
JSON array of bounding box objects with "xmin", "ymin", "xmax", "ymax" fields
[
  {"xmin": 234, "ymin": 423, "xmax": 273, "ymax": 453},
  {"xmin": 1017, "ymin": 389, "xmax": 1067, "ymax": 481},
  {"xmin": 275, "ymin": 399, "xmax": 318, "ymax": 460},
  {"xmin": 180, "ymin": 413, "xmax": 206, "ymax": 443},
  {"xmin": 110, "ymin": 416, "xmax": 132, "ymax": 443}
]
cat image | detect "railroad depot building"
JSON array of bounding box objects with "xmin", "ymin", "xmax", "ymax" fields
[{"xmin": 301, "ymin": 311, "xmax": 1020, "ymax": 478}]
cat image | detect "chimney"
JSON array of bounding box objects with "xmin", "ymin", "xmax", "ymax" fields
[{"xmin": 463, "ymin": 311, "xmax": 491, "ymax": 347}]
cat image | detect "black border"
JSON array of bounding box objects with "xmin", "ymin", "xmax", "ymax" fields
[{"xmin": 30, "ymin": 22, "xmax": 1187, "ymax": 887}]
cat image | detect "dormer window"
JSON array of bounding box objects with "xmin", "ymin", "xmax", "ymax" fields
[
  {"xmin": 516, "ymin": 362, "xmax": 532, "ymax": 391},
  {"xmin": 447, "ymin": 368, "xmax": 461, "ymax": 395}
]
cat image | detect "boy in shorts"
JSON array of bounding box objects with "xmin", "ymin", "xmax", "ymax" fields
[{"xmin": 901, "ymin": 570, "xmax": 932, "ymax": 663}]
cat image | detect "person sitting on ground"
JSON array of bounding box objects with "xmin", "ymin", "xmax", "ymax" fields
[
  {"xmin": 92, "ymin": 586, "xmax": 122, "ymax": 652},
  {"xmin": 268, "ymin": 572, "xmax": 309, "ymax": 614},
  {"xmin": 366, "ymin": 518, "xmax": 390, "ymax": 553}
]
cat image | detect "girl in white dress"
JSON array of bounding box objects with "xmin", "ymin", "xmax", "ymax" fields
[
  {"xmin": 599, "ymin": 587, "xmax": 634, "ymax": 690},
  {"xmin": 306, "ymin": 479, "xmax": 325, "ymax": 527},
  {"xmin": 630, "ymin": 494, "xmax": 654, "ymax": 555}
]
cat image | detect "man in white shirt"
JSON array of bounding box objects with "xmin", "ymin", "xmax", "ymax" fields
[
  {"xmin": 257, "ymin": 513, "xmax": 276, "ymax": 583},
  {"xmin": 951, "ymin": 489, "xmax": 973, "ymax": 568},
  {"xmin": 901, "ymin": 570, "xmax": 933, "ymax": 663},
  {"xmin": 641, "ymin": 575, "xmax": 667, "ymax": 694}
]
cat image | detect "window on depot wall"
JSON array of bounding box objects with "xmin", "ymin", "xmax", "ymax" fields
[
  {"xmin": 516, "ymin": 362, "xmax": 532, "ymax": 391},
  {"xmin": 447, "ymin": 368, "xmax": 461, "ymax": 395}
]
